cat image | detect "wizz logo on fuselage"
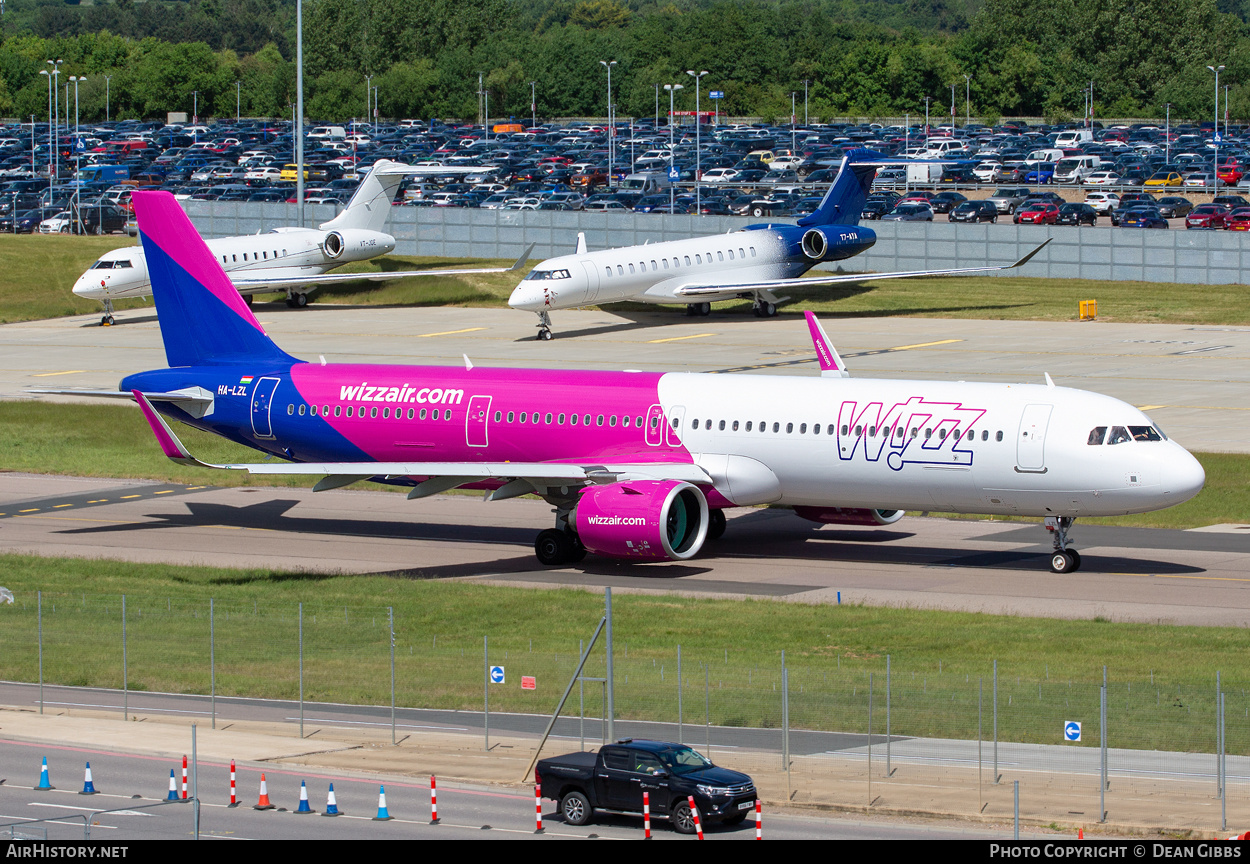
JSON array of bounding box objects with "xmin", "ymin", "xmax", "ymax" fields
[{"xmin": 836, "ymin": 396, "xmax": 987, "ymax": 471}]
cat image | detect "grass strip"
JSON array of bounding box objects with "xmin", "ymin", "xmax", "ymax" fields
[
  {"xmin": 0, "ymin": 554, "xmax": 1246, "ymax": 754},
  {"xmin": 2, "ymin": 401, "xmax": 1244, "ymax": 528}
]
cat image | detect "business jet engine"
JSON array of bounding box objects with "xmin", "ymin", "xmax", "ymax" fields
[
  {"xmin": 793, "ymin": 506, "xmax": 904, "ymax": 526},
  {"xmin": 574, "ymin": 480, "xmax": 709, "ymax": 561},
  {"xmin": 800, "ymin": 228, "xmax": 833, "ymax": 262},
  {"xmin": 320, "ymin": 229, "xmax": 395, "ymax": 263}
]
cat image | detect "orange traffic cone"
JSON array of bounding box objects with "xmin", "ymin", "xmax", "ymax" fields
[{"xmin": 253, "ymin": 773, "xmax": 275, "ymax": 811}]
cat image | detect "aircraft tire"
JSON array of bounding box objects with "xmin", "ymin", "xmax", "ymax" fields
[
  {"xmin": 764, "ymin": 302, "xmax": 777, "ymax": 317},
  {"xmin": 294, "ymin": 292, "xmax": 308, "ymax": 308},
  {"xmin": 698, "ymin": 302, "xmax": 711, "ymax": 316},
  {"xmin": 1049, "ymin": 550, "xmax": 1076, "ymax": 573},
  {"xmin": 708, "ymin": 508, "xmax": 727, "ymax": 540},
  {"xmin": 535, "ymin": 528, "xmax": 574, "ymax": 566},
  {"xmin": 538, "ymin": 329, "xmax": 553, "ymax": 341}
]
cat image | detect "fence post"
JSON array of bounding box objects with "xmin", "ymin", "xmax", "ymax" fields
[
  {"xmin": 605, "ymin": 587, "xmax": 614, "ymax": 745},
  {"xmin": 37, "ymin": 590, "xmax": 43, "ymax": 715},
  {"xmin": 993, "ymin": 658, "xmax": 999, "ymax": 784},
  {"xmin": 978, "ymin": 676, "xmax": 983, "ymax": 813},
  {"xmin": 704, "ymin": 663, "xmax": 710, "ymax": 759},
  {"xmin": 579, "ymin": 638, "xmax": 585, "ymax": 750},
  {"xmin": 298, "ymin": 602, "xmax": 303, "ymax": 739},
  {"xmin": 1217, "ymin": 671, "xmax": 1223, "ymax": 798},
  {"xmin": 122, "ymin": 595, "xmax": 127, "ymax": 722},
  {"xmin": 210, "ymin": 598, "xmax": 215, "ymax": 730},
  {"xmin": 1014, "ymin": 780, "xmax": 1019, "ymax": 840},
  {"xmin": 677, "ymin": 644, "xmax": 682, "ymax": 745},
  {"xmin": 781, "ymin": 650, "xmax": 788, "ymax": 771},
  {"xmin": 484, "ymin": 635, "xmax": 489, "ymax": 751},
  {"xmin": 389, "ymin": 607, "xmax": 395, "ymax": 746},
  {"xmin": 1221, "ymin": 690, "xmax": 1227, "ymax": 832},
  {"xmin": 1099, "ymin": 682, "xmax": 1107, "ymax": 823},
  {"xmin": 868, "ymin": 671, "xmax": 873, "ymax": 807},
  {"xmin": 886, "ymin": 654, "xmax": 891, "ymax": 777}
]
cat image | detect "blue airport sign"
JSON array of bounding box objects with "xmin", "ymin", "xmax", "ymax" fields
[
  {"xmin": 489, "ymin": 665, "xmax": 505, "ymax": 684},
  {"xmin": 1214, "ymin": 133, "xmax": 1223, "ymax": 144},
  {"xmin": 1064, "ymin": 721, "xmax": 1082, "ymax": 742},
  {"xmin": 709, "ymin": 91, "xmax": 725, "ymax": 100},
  {"xmin": 668, "ymin": 166, "xmax": 681, "ymax": 181}
]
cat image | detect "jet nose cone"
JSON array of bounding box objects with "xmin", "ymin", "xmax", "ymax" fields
[
  {"xmin": 508, "ymin": 283, "xmax": 542, "ymax": 311},
  {"xmin": 1163, "ymin": 448, "xmax": 1205, "ymax": 504},
  {"xmin": 72, "ymin": 275, "xmax": 99, "ymax": 298}
]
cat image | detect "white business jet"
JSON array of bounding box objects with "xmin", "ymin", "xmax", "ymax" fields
[{"xmin": 72, "ymin": 159, "xmax": 530, "ymax": 325}]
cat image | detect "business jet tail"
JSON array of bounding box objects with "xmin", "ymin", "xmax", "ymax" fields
[
  {"xmin": 319, "ymin": 159, "xmax": 407, "ymax": 233},
  {"xmin": 796, "ymin": 148, "xmax": 885, "ymax": 229}
]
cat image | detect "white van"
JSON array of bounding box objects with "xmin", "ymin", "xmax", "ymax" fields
[
  {"xmin": 308, "ymin": 126, "xmax": 347, "ymax": 140},
  {"xmin": 621, "ymin": 172, "xmax": 672, "ymax": 194},
  {"xmin": 1054, "ymin": 155, "xmax": 1101, "ymax": 184},
  {"xmin": 1027, "ymin": 148, "xmax": 1064, "ymax": 164},
  {"xmin": 922, "ymin": 138, "xmax": 965, "ymax": 156},
  {"xmin": 1054, "ymin": 129, "xmax": 1094, "ymax": 147}
]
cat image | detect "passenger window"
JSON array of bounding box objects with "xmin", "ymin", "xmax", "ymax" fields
[
  {"xmin": 629, "ymin": 264, "xmax": 635, "ymax": 274},
  {"xmin": 420, "ymin": 408, "xmax": 427, "ymax": 420},
  {"xmin": 772, "ymin": 422, "xmax": 780, "ymax": 433},
  {"xmin": 603, "ymin": 749, "xmax": 632, "ymax": 771},
  {"xmin": 691, "ymin": 419, "xmax": 699, "ymax": 429},
  {"xmin": 663, "ymin": 259, "xmax": 669, "ymax": 269},
  {"xmin": 444, "ymin": 410, "xmax": 451, "ymax": 420},
  {"xmin": 981, "ymin": 430, "xmax": 988, "ymax": 441},
  {"xmin": 786, "ymin": 422, "xmax": 793, "ymax": 433},
  {"xmin": 287, "ymin": 404, "xmax": 294, "ymax": 415},
  {"xmin": 649, "ymin": 416, "xmax": 658, "ymax": 429},
  {"xmin": 596, "ymin": 415, "xmax": 604, "ymax": 426},
  {"xmin": 732, "ymin": 421, "xmax": 739, "ymax": 431},
  {"xmin": 717, "ymin": 420, "xmax": 725, "ymax": 431},
  {"xmin": 911, "ymin": 427, "xmax": 919, "ymax": 437},
  {"xmin": 605, "ymin": 267, "xmax": 611, "ymax": 277},
  {"xmin": 571, "ymin": 414, "xmax": 578, "ymax": 426},
  {"xmin": 346, "ymin": 407, "xmax": 354, "ymax": 417},
  {"xmin": 609, "ymin": 415, "xmax": 617, "ymax": 427},
  {"xmin": 494, "ymin": 411, "xmax": 502, "ymax": 422},
  {"xmin": 854, "ymin": 425, "xmax": 862, "ymax": 436},
  {"xmin": 636, "ymin": 416, "xmax": 643, "ymax": 427},
  {"xmin": 800, "ymin": 423, "xmax": 807, "ymax": 434},
  {"xmin": 704, "ymin": 419, "xmax": 711, "ymax": 430},
  {"xmin": 746, "ymin": 421, "xmax": 753, "ymax": 431},
  {"xmin": 617, "ymin": 265, "xmax": 624, "ymax": 275},
  {"xmin": 717, "ymin": 251, "xmax": 724, "ymax": 261},
  {"xmin": 696, "ymin": 254, "xmax": 702, "ymax": 264},
  {"xmin": 750, "ymin": 247, "xmax": 756, "ymax": 257},
  {"xmin": 651, "ymin": 260, "xmax": 658, "ymax": 270},
  {"xmin": 739, "ymin": 248, "xmax": 746, "ymax": 257},
  {"xmin": 407, "ymin": 408, "xmax": 414, "ymax": 419},
  {"xmin": 519, "ymin": 412, "xmax": 526, "ymax": 423},
  {"xmin": 334, "ymin": 406, "xmax": 341, "ymax": 417},
  {"xmin": 939, "ymin": 429, "xmax": 947, "ymax": 439},
  {"xmin": 545, "ymin": 413, "xmax": 553, "ymax": 424},
  {"xmin": 813, "ymin": 424, "xmax": 821, "ymax": 434},
  {"xmin": 298, "ymin": 404, "xmax": 305, "ymax": 416},
  {"xmin": 559, "ymin": 413, "xmax": 567, "ymax": 424},
  {"xmin": 996, "ymin": 431, "xmax": 1003, "ymax": 442},
  {"xmin": 620, "ymin": 416, "xmax": 630, "ymax": 428},
  {"xmin": 897, "ymin": 428, "xmax": 904, "ymax": 438},
  {"xmin": 584, "ymin": 414, "xmax": 591, "ymax": 426},
  {"xmin": 684, "ymin": 256, "xmax": 691, "ymax": 266},
  {"xmin": 728, "ymin": 250, "xmax": 734, "ymax": 260},
  {"xmin": 639, "ymin": 262, "xmax": 645, "ymax": 272},
  {"xmin": 925, "ymin": 428, "xmax": 932, "ymax": 439},
  {"xmin": 370, "ymin": 407, "xmax": 378, "ymax": 419},
  {"xmin": 382, "ymin": 408, "xmax": 389, "ymax": 419},
  {"xmin": 1088, "ymin": 426, "xmax": 1107, "ymax": 445},
  {"xmin": 507, "ymin": 412, "xmax": 515, "ymax": 422}
]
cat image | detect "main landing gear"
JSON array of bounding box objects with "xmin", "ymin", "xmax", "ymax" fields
[
  {"xmin": 751, "ymin": 297, "xmax": 778, "ymax": 318},
  {"xmin": 1045, "ymin": 516, "xmax": 1081, "ymax": 573},
  {"xmin": 534, "ymin": 528, "xmax": 587, "ymax": 565},
  {"xmin": 285, "ymin": 289, "xmax": 308, "ymax": 308},
  {"xmin": 100, "ymin": 299, "xmax": 115, "ymax": 327},
  {"xmin": 685, "ymin": 302, "xmax": 711, "ymax": 317}
]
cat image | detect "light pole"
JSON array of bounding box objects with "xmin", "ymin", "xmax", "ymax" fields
[
  {"xmin": 803, "ymin": 79, "xmax": 810, "ymax": 126},
  {"xmin": 600, "ymin": 61, "xmax": 616, "ymax": 189},
  {"xmin": 104, "ymin": 75, "xmax": 111, "ymax": 122},
  {"xmin": 949, "ymin": 82, "xmax": 955, "ymax": 128},
  {"xmin": 235, "ymin": 80, "xmax": 240, "ymax": 123},
  {"xmin": 364, "ymin": 74, "xmax": 372, "ymax": 137},
  {"xmin": 70, "ymin": 75, "xmax": 83, "ymax": 231},
  {"xmin": 373, "ymin": 86, "xmax": 378, "ymax": 132},
  {"xmin": 654, "ymin": 83, "xmax": 659, "ymax": 127},
  {"xmin": 191, "ymin": 90, "xmax": 199, "ymax": 143},
  {"xmin": 484, "ymin": 88, "xmax": 490, "ymax": 142},
  {"xmin": 687, "ymin": 70, "xmax": 707, "ymax": 213},
  {"xmin": 923, "ymin": 96, "xmax": 931, "ymax": 143},
  {"xmin": 790, "ymin": 91, "xmax": 797, "ymax": 155},
  {"xmin": 47, "ymin": 60, "xmax": 61, "ymax": 182},
  {"xmin": 664, "ymin": 83, "xmax": 683, "ymax": 211},
  {"xmin": 529, "ymin": 81, "xmax": 537, "ymax": 129},
  {"xmin": 964, "ymin": 73, "xmax": 971, "ymax": 127},
  {"xmin": 295, "ymin": 0, "xmax": 305, "ymax": 226},
  {"xmin": 1209, "ymin": 65, "xmax": 1225, "ymax": 187},
  {"xmin": 38, "ymin": 68, "xmax": 52, "ymax": 180},
  {"xmin": 1165, "ymin": 103, "xmax": 1172, "ymax": 165}
]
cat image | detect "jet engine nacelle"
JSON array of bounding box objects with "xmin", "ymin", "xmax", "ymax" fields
[
  {"xmin": 793, "ymin": 506, "xmax": 904, "ymax": 526},
  {"xmin": 320, "ymin": 229, "xmax": 396, "ymax": 263},
  {"xmin": 574, "ymin": 480, "xmax": 709, "ymax": 561},
  {"xmin": 800, "ymin": 228, "xmax": 832, "ymax": 262}
]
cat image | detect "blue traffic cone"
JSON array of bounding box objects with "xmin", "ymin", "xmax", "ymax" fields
[
  {"xmin": 295, "ymin": 780, "xmax": 315, "ymax": 814},
  {"xmin": 372, "ymin": 785, "xmax": 393, "ymax": 821},
  {"xmin": 165, "ymin": 769, "xmax": 179, "ymax": 801},
  {"xmin": 79, "ymin": 762, "xmax": 97, "ymax": 795},
  {"xmin": 322, "ymin": 783, "xmax": 341, "ymax": 817},
  {"xmin": 35, "ymin": 757, "xmax": 54, "ymax": 791}
]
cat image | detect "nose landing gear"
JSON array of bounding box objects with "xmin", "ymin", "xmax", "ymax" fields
[
  {"xmin": 1045, "ymin": 516, "xmax": 1081, "ymax": 572},
  {"xmin": 535, "ymin": 311, "xmax": 554, "ymax": 340},
  {"xmin": 100, "ymin": 299, "xmax": 115, "ymax": 327}
]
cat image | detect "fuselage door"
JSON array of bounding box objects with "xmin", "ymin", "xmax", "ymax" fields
[
  {"xmin": 666, "ymin": 405, "xmax": 686, "ymax": 448},
  {"xmin": 579, "ymin": 259, "xmax": 601, "ymax": 302},
  {"xmin": 1016, "ymin": 403, "xmax": 1053, "ymax": 472},
  {"xmin": 466, "ymin": 395, "xmax": 492, "ymax": 448},
  {"xmin": 645, "ymin": 403, "xmax": 665, "ymax": 447},
  {"xmin": 250, "ymin": 376, "xmax": 281, "ymax": 439}
]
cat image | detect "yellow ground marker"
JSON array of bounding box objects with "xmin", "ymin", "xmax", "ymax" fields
[
  {"xmin": 120, "ymin": 495, "xmax": 140, "ymax": 499},
  {"xmin": 1137, "ymin": 405, "xmax": 1167, "ymax": 411},
  {"xmin": 154, "ymin": 490, "xmax": 172, "ymax": 495},
  {"xmin": 1152, "ymin": 574, "xmax": 1250, "ymax": 583},
  {"xmin": 53, "ymin": 504, "xmax": 72, "ymax": 508},
  {"xmin": 416, "ymin": 327, "xmax": 487, "ymax": 338},
  {"xmin": 31, "ymin": 370, "xmax": 86, "ymax": 377},
  {"xmin": 888, "ymin": 339, "xmax": 963, "ymax": 351},
  {"xmin": 647, "ymin": 333, "xmax": 716, "ymax": 344},
  {"xmin": 18, "ymin": 509, "xmax": 38, "ymax": 513}
]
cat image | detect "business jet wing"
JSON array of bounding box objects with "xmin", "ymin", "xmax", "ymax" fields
[
  {"xmin": 231, "ymin": 244, "xmax": 534, "ymax": 291},
  {"xmin": 674, "ymin": 239, "xmax": 1051, "ymax": 297},
  {"xmin": 132, "ymin": 391, "xmax": 710, "ymax": 497}
]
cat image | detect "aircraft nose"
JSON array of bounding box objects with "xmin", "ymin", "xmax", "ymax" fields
[
  {"xmin": 72, "ymin": 274, "xmax": 100, "ymax": 298},
  {"xmin": 1162, "ymin": 447, "xmax": 1205, "ymax": 504},
  {"xmin": 508, "ymin": 283, "xmax": 542, "ymax": 311}
]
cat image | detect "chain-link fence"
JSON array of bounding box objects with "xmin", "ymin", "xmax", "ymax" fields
[{"xmin": 3, "ymin": 590, "xmax": 1245, "ymax": 831}]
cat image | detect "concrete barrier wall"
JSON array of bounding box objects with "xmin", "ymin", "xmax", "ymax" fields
[{"xmin": 182, "ymin": 200, "xmax": 1250, "ymax": 286}]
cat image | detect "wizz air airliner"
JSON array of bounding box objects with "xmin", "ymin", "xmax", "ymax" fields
[
  {"xmin": 72, "ymin": 160, "xmax": 528, "ymax": 325},
  {"xmin": 47, "ymin": 191, "xmax": 1204, "ymax": 574},
  {"xmin": 509, "ymin": 149, "xmax": 1047, "ymax": 340}
]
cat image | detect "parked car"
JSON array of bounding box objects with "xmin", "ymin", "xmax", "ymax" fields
[
  {"xmin": 1120, "ymin": 206, "xmax": 1169, "ymax": 228},
  {"xmin": 76, "ymin": 204, "xmax": 130, "ymax": 234},
  {"xmin": 860, "ymin": 192, "xmax": 901, "ymax": 219},
  {"xmin": 1056, "ymin": 202, "xmax": 1098, "ymax": 226},
  {"xmin": 1013, "ymin": 201, "xmax": 1059, "ymax": 224},
  {"xmin": 986, "ymin": 187, "xmax": 1032, "ymax": 214},
  {"xmin": 1186, "ymin": 203, "xmax": 1231, "ymax": 229},
  {"xmin": 1084, "ymin": 191, "xmax": 1120, "ymax": 214},
  {"xmin": 1227, "ymin": 207, "xmax": 1250, "ymax": 230},
  {"xmin": 1154, "ymin": 196, "xmax": 1193, "ymax": 219},
  {"xmin": 1083, "ymin": 171, "xmax": 1122, "ymax": 186},
  {"xmin": 881, "ymin": 202, "xmax": 934, "ymax": 221},
  {"xmin": 948, "ymin": 200, "xmax": 999, "ymax": 223},
  {"xmin": 537, "ymin": 740, "xmax": 756, "ymax": 834},
  {"xmin": 1145, "ymin": 171, "xmax": 1184, "ymax": 187},
  {"xmin": 928, "ymin": 191, "xmax": 967, "ymax": 214}
]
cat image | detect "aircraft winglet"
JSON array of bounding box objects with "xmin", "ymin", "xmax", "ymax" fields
[{"xmin": 804, "ymin": 312, "xmax": 850, "ymax": 378}]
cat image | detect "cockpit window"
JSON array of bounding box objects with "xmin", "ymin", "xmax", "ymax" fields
[
  {"xmin": 1130, "ymin": 425, "xmax": 1163, "ymax": 442},
  {"xmin": 1107, "ymin": 426, "xmax": 1131, "ymax": 445},
  {"xmin": 1087, "ymin": 426, "xmax": 1106, "ymax": 445},
  {"xmin": 90, "ymin": 260, "xmax": 114, "ymax": 269},
  {"xmin": 523, "ymin": 268, "xmax": 572, "ymax": 281}
]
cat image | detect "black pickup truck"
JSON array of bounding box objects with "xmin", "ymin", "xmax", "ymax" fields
[{"xmin": 536, "ymin": 738, "xmax": 756, "ymax": 834}]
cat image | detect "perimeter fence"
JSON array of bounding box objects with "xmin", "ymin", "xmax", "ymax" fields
[{"xmin": 2, "ymin": 590, "xmax": 1246, "ymax": 831}]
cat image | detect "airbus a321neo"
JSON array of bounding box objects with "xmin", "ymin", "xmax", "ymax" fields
[
  {"xmin": 48, "ymin": 190, "xmax": 1203, "ymax": 574},
  {"xmin": 72, "ymin": 160, "xmax": 530, "ymax": 325},
  {"xmin": 509, "ymin": 148, "xmax": 1048, "ymax": 340}
]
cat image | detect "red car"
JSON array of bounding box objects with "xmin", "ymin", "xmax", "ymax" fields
[
  {"xmin": 1218, "ymin": 159, "xmax": 1244, "ymax": 186},
  {"xmin": 1186, "ymin": 203, "xmax": 1231, "ymax": 229},
  {"xmin": 1013, "ymin": 202, "xmax": 1059, "ymax": 224},
  {"xmin": 898, "ymin": 191, "xmax": 935, "ymax": 204},
  {"xmin": 1227, "ymin": 207, "xmax": 1250, "ymax": 231}
]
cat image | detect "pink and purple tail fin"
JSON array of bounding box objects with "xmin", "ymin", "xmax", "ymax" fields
[{"xmin": 132, "ymin": 191, "xmax": 296, "ymax": 368}]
